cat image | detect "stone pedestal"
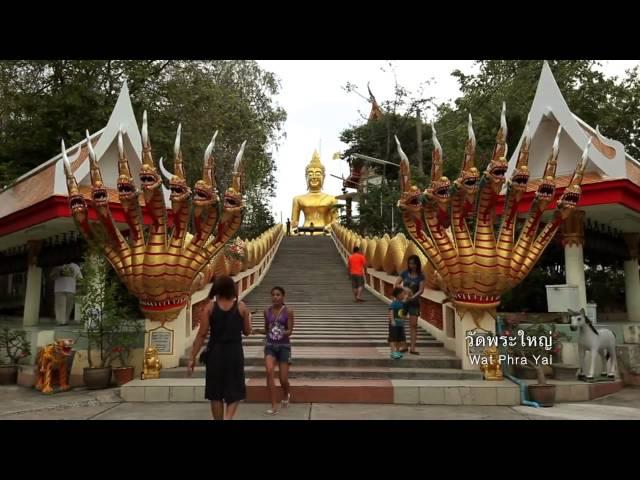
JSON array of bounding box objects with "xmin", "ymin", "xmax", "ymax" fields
[
  {"xmin": 144, "ymin": 307, "xmax": 190, "ymax": 370},
  {"xmin": 455, "ymin": 309, "xmax": 497, "ymax": 371}
]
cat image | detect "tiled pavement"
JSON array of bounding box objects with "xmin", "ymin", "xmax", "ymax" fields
[{"xmin": 2, "ymin": 385, "xmax": 640, "ymax": 420}]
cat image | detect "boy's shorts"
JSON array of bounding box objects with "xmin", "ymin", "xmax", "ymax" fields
[{"xmin": 388, "ymin": 325, "xmax": 406, "ymax": 343}]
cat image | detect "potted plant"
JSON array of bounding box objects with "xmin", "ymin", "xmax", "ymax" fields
[
  {"xmin": 0, "ymin": 327, "xmax": 31, "ymax": 385},
  {"xmin": 79, "ymin": 247, "xmax": 138, "ymax": 390},
  {"xmin": 111, "ymin": 317, "xmax": 143, "ymax": 386},
  {"xmin": 507, "ymin": 322, "xmax": 568, "ymax": 407}
]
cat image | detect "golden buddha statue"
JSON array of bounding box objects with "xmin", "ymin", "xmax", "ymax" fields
[{"xmin": 291, "ymin": 151, "xmax": 337, "ymax": 235}]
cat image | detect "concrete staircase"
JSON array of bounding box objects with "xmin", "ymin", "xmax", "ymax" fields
[
  {"xmin": 177, "ymin": 236, "xmax": 471, "ymax": 376},
  {"xmin": 122, "ymin": 236, "xmax": 524, "ymax": 405}
]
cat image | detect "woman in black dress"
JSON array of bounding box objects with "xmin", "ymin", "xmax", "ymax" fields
[{"xmin": 188, "ymin": 275, "xmax": 252, "ymax": 420}]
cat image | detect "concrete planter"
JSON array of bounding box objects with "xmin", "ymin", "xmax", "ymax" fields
[
  {"xmin": 552, "ymin": 363, "xmax": 579, "ymax": 381},
  {"xmin": 112, "ymin": 366, "xmax": 135, "ymax": 386},
  {"xmin": 528, "ymin": 384, "xmax": 556, "ymax": 407},
  {"xmin": 0, "ymin": 365, "xmax": 18, "ymax": 385},
  {"xmin": 83, "ymin": 367, "xmax": 112, "ymax": 390}
]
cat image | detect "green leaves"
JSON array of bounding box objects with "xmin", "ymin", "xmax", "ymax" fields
[
  {"xmin": 77, "ymin": 245, "xmax": 142, "ymax": 368},
  {"xmin": 437, "ymin": 60, "xmax": 640, "ymax": 171},
  {"xmin": 0, "ymin": 327, "xmax": 31, "ymax": 365}
]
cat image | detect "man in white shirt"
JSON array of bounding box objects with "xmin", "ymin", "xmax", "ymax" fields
[{"xmin": 50, "ymin": 263, "xmax": 82, "ymax": 325}]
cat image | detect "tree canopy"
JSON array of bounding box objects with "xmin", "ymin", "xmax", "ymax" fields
[
  {"xmin": 339, "ymin": 60, "xmax": 640, "ymax": 184},
  {"xmin": 337, "ymin": 60, "xmax": 640, "ymax": 311}
]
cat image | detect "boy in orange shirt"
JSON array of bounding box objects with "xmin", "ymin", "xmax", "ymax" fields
[{"xmin": 347, "ymin": 246, "xmax": 367, "ymax": 302}]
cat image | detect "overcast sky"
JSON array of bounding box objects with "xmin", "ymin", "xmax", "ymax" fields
[{"xmin": 257, "ymin": 60, "xmax": 640, "ymax": 225}]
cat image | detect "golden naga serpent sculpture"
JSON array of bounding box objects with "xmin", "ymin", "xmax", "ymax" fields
[
  {"xmin": 394, "ymin": 104, "xmax": 590, "ymax": 313},
  {"xmin": 62, "ymin": 112, "xmax": 247, "ymax": 324}
]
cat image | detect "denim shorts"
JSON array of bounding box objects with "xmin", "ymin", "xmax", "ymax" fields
[
  {"xmin": 265, "ymin": 343, "xmax": 291, "ymax": 363},
  {"xmin": 406, "ymin": 301, "xmax": 420, "ymax": 316}
]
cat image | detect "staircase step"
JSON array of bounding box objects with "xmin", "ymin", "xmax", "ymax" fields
[
  {"xmin": 241, "ymin": 339, "xmax": 442, "ymax": 347},
  {"xmin": 161, "ymin": 365, "xmax": 482, "ymax": 380},
  {"xmin": 120, "ymin": 378, "xmax": 520, "ymax": 405},
  {"xmin": 154, "ymin": 236, "xmax": 480, "ymax": 404},
  {"xmin": 178, "ymin": 354, "xmax": 461, "ymax": 369}
]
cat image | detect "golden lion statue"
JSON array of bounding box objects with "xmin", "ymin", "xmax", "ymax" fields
[
  {"xmin": 35, "ymin": 339, "xmax": 75, "ymax": 394},
  {"xmin": 480, "ymin": 345, "xmax": 503, "ymax": 381},
  {"xmin": 143, "ymin": 346, "xmax": 162, "ymax": 379}
]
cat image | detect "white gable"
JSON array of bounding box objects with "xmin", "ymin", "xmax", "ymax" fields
[
  {"xmin": 52, "ymin": 82, "xmax": 170, "ymax": 207},
  {"xmin": 63, "ymin": 82, "xmax": 143, "ymax": 190},
  {"xmin": 506, "ymin": 61, "xmax": 628, "ymax": 183}
]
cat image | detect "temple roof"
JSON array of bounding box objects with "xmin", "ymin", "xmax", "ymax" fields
[
  {"xmin": 498, "ymin": 62, "xmax": 640, "ymax": 234},
  {"xmin": 506, "ymin": 61, "xmax": 639, "ymax": 188},
  {"xmin": 0, "ymin": 82, "xmax": 169, "ymax": 230},
  {"xmin": 0, "ymin": 132, "xmax": 103, "ymax": 221},
  {"xmin": 0, "ymin": 82, "xmax": 174, "ymax": 250}
]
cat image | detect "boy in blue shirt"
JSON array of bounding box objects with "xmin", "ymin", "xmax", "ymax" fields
[{"xmin": 388, "ymin": 287, "xmax": 408, "ymax": 359}]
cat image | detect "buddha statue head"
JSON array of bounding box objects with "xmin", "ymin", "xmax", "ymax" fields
[{"xmin": 305, "ymin": 150, "xmax": 325, "ymax": 192}]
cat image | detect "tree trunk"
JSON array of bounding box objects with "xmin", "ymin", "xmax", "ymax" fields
[
  {"xmin": 86, "ymin": 332, "xmax": 93, "ymax": 368},
  {"xmin": 385, "ymin": 117, "xmax": 391, "ymax": 163},
  {"xmin": 534, "ymin": 365, "xmax": 547, "ymax": 385},
  {"xmin": 416, "ymin": 107, "xmax": 423, "ymax": 175}
]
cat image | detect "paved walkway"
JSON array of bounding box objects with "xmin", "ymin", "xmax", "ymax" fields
[{"xmin": 2, "ymin": 385, "xmax": 640, "ymax": 420}]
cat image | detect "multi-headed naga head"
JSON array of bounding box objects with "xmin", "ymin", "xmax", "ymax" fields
[
  {"xmin": 63, "ymin": 112, "xmax": 247, "ymax": 324},
  {"xmin": 509, "ymin": 117, "xmax": 531, "ymax": 196},
  {"xmin": 223, "ymin": 141, "xmax": 247, "ymax": 214},
  {"xmin": 424, "ymin": 124, "xmax": 451, "ymax": 208},
  {"xmin": 116, "ymin": 127, "xmax": 138, "ymax": 202},
  {"xmin": 193, "ymin": 131, "xmax": 219, "ymax": 208},
  {"xmin": 139, "ymin": 111, "xmax": 163, "ymax": 196},
  {"xmin": 158, "ymin": 124, "xmax": 192, "ymax": 204},
  {"xmin": 87, "ymin": 131, "xmax": 109, "ymax": 211},
  {"xmin": 557, "ymin": 138, "xmax": 590, "ymax": 218},
  {"xmin": 535, "ymin": 125, "xmax": 562, "ymax": 208},
  {"xmin": 395, "ymin": 135, "xmax": 423, "ymax": 213},
  {"xmin": 484, "ymin": 103, "xmax": 509, "ymax": 191},
  {"xmin": 396, "ymin": 102, "xmax": 590, "ymax": 314},
  {"xmin": 61, "ymin": 141, "xmax": 88, "ymax": 221},
  {"xmin": 454, "ymin": 115, "xmax": 480, "ymax": 196}
]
